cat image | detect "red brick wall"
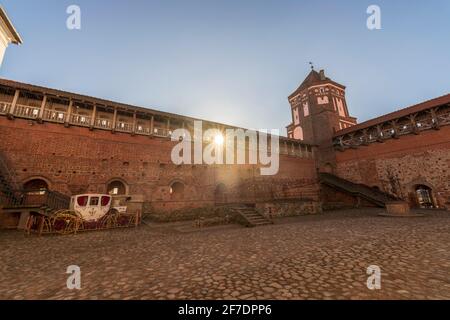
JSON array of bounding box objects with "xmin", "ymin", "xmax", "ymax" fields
[
  {"xmin": 0, "ymin": 117, "xmax": 320, "ymax": 213},
  {"xmin": 335, "ymin": 126, "xmax": 450, "ymax": 209}
]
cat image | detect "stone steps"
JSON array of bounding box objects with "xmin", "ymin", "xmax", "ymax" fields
[{"xmin": 231, "ymin": 206, "xmax": 273, "ymax": 227}]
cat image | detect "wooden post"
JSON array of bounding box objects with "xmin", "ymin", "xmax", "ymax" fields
[
  {"xmin": 430, "ymin": 108, "xmax": 440, "ymax": 129},
  {"xmin": 390, "ymin": 120, "xmax": 399, "ymax": 139},
  {"xmin": 132, "ymin": 112, "xmax": 137, "ymax": 135},
  {"xmin": 38, "ymin": 95, "xmax": 47, "ymax": 121},
  {"xmin": 8, "ymin": 89, "xmax": 20, "ymax": 117},
  {"xmin": 65, "ymin": 99, "xmax": 73, "ymax": 127},
  {"xmin": 361, "ymin": 129, "xmax": 369, "ymax": 145},
  {"xmin": 112, "ymin": 107, "xmax": 117, "ymax": 133},
  {"xmin": 376, "ymin": 125, "xmax": 384, "ymax": 142},
  {"xmin": 409, "ymin": 114, "xmax": 419, "ymax": 135},
  {"xmin": 90, "ymin": 104, "xmax": 97, "ymax": 129},
  {"xmin": 150, "ymin": 115, "xmax": 154, "ymax": 136}
]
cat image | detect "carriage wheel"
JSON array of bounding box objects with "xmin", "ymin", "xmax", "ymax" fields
[
  {"xmin": 52, "ymin": 211, "xmax": 82, "ymax": 235},
  {"xmin": 41, "ymin": 217, "xmax": 53, "ymax": 234},
  {"xmin": 102, "ymin": 209, "xmax": 119, "ymax": 229}
]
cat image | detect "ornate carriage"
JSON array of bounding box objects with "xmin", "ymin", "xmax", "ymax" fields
[{"xmin": 26, "ymin": 194, "xmax": 141, "ymax": 235}]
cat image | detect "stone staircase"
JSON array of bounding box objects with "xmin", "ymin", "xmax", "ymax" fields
[
  {"xmin": 319, "ymin": 172, "xmax": 400, "ymax": 207},
  {"xmin": 231, "ymin": 205, "xmax": 273, "ymax": 227}
]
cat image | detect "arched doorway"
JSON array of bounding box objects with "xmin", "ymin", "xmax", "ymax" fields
[
  {"xmin": 170, "ymin": 181, "xmax": 185, "ymax": 200},
  {"xmin": 107, "ymin": 180, "xmax": 127, "ymax": 195},
  {"xmin": 415, "ymin": 185, "xmax": 435, "ymax": 208},
  {"xmin": 321, "ymin": 163, "xmax": 334, "ymax": 174},
  {"xmin": 23, "ymin": 178, "xmax": 48, "ymax": 195},
  {"xmin": 215, "ymin": 183, "xmax": 227, "ymax": 205}
]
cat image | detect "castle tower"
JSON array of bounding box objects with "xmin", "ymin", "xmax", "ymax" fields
[
  {"xmin": 286, "ymin": 69, "xmax": 357, "ymax": 171},
  {"xmin": 0, "ymin": 6, "xmax": 22, "ymax": 67}
]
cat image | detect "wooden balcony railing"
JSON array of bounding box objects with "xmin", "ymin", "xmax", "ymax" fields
[
  {"xmin": 95, "ymin": 119, "xmax": 113, "ymax": 129},
  {"xmin": 135, "ymin": 125, "xmax": 151, "ymax": 135},
  {"xmin": 0, "ymin": 102, "xmax": 11, "ymax": 114},
  {"xmin": 70, "ymin": 114, "xmax": 91, "ymax": 126},
  {"xmin": 43, "ymin": 109, "xmax": 66, "ymax": 123},
  {"xmin": 14, "ymin": 104, "xmax": 40, "ymax": 119},
  {"xmin": 334, "ymin": 103, "xmax": 450, "ymax": 150},
  {"xmin": 115, "ymin": 122, "xmax": 133, "ymax": 133},
  {"xmin": 153, "ymin": 127, "xmax": 169, "ymax": 137}
]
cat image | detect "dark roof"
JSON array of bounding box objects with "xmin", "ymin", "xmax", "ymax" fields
[
  {"xmin": 288, "ymin": 70, "xmax": 345, "ymax": 100},
  {"xmin": 334, "ymin": 93, "xmax": 450, "ymax": 137}
]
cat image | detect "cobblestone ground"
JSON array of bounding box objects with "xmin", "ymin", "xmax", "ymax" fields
[{"xmin": 0, "ymin": 209, "xmax": 449, "ymax": 300}]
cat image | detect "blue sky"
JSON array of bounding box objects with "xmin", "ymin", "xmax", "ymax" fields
[{"xmin": 1, "ymin": 0, "xmax": 449, "ymax": 134}]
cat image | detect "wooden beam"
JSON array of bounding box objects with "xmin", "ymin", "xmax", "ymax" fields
[
  {"xmin": 150, "ymin": 115, "xmax": 154, "ymax": 136},
  {"xmin": 8, "ymin": 89, "xmax": 20, "ymax": 119},
  {"xmin": 111, "ymin": 107, "xmax": 117, "ymax": 133},
  {"xmin": 38, "ymin": 95, "xmax": 47, "ymax": 123},
  {"xmin": 132, "ymin": 112, "xmax": 137, "ymax": 135},
  {"xmin": 89, "ymin": 104, "xmax": 97, "ymax": 130},
  {"xmin": 430, "ymin": 108, "xmax": 440, "ymax": 130},
  {"xmin": 64, "ymin": 99, "xmax": 73, "ymax": 127}
]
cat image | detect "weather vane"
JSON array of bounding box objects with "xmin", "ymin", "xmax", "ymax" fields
[{"xmin": 309, "ymin": 62, "xmax": 314, "ymax": 70}]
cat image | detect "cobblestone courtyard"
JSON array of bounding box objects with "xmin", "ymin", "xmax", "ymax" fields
[{"xmin": 0, "ymin": 209, "xmax": 449, "ymax": 300}]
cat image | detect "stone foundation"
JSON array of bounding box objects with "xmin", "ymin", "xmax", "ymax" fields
[
  {"xmin": 256, "ymin": 199, "xmax": 322, "ymax": 219},
  {"xmin": 385, "ymin": 201, "xmax": 411, "ymax": 216}
]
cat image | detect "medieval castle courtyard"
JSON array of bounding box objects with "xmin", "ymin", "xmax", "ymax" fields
[{"xmin": 0, "ymin": 209, "xmax": 449, "ymax": 300}]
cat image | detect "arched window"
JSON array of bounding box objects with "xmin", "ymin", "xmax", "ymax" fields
[
  {"xmin": 23, "ymin": 179, "xmax": 48, "ymax": 195},
  {"xmin": 415, "ymin": 185, "xmax": 435, "ymax": 209},
  {"xmin": 169, "ymin": 182, "xmax": 185, "ymax": 200},
  {"xmin": 107, "ymin": 180, "xmax": 127, "ymax": 195}
]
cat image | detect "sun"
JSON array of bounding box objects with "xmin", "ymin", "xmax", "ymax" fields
[{"xmin": 214, "ymin": 134, "xmax": 224, "ymax": 146}]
